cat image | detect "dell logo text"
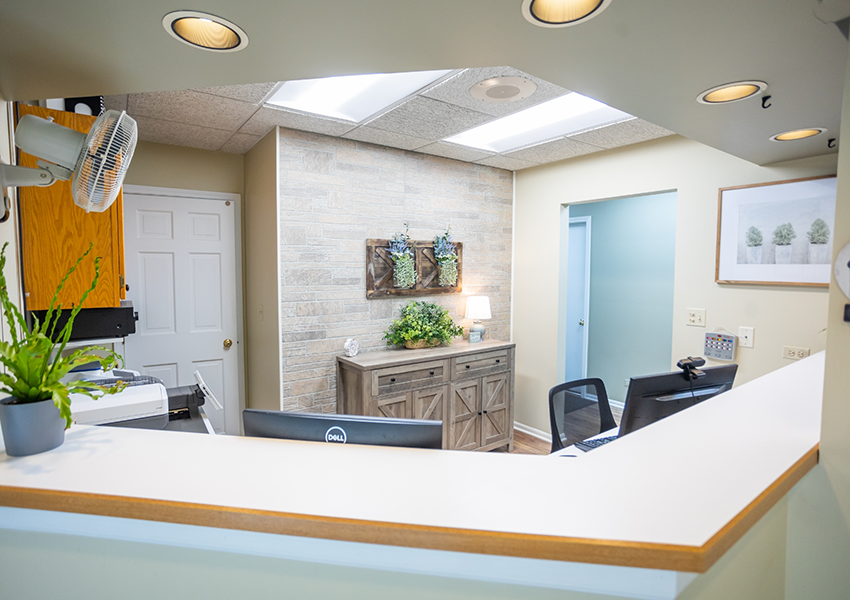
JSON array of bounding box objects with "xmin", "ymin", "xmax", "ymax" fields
[{"xmin": 325, "ymin": 426, "xmax": 347, "ymax": 444}]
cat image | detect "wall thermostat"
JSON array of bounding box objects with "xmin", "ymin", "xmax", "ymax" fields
[{"xmin": 704, "ymin": 332, "xmax": 737, "ymax": 362}]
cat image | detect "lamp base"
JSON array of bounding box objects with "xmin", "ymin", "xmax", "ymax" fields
[{"xmin": 469, "ymin": 321, "xmax": 486, "ymax": 343}]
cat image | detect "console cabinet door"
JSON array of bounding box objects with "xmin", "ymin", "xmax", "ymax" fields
[
  {"xmin": 413, "ymin": 385, "xmax": 447, "ymax": 449},
  {"xmin": 481, "ymin": 373, "xmax": 511, "ymax": 448},
  {"xmin": 370, "ymin": 393, "xmax": 411, "ymax": 419},
  {"xmin": 449, "ymin": 379, "xmax": 480, "ymax": 451}
]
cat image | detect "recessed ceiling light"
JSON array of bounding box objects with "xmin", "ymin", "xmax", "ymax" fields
[
  {"xmin": 769, "ymin": 128, "xmax": 826, "ymax": 142},
  {"xmin": 521, "ymin": 0, "xmax": 612, "ymax": 28},
  {"xmin": 163, "ymin": 11, "xmax": 248, "ymax": 52},
  {"xmin": 697, "ymin": 81, "xmax": 767, "ymax": 104},
  {"xmin": 470, "ymin": 77, "xmax": 537, "ymax": 104},
  {"xmin": 265, "ymin": 70, "xmax": 452, "ymax": 122},
  {"xmin": 445, "ymin": 92, "xmax": 632, "ymax": 153}
]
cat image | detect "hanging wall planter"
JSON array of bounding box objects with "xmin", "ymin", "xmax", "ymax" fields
[
  {"xmin": 389, "ymin": 223, "xmax": 416, "ymax": 289},
  {"xmin": 434, "ymin": 227, "xmax": 458, "ymax": 287}
]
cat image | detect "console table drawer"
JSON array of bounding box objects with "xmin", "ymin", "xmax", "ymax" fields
[
  {"xmin": 452, "ymin": 350, "xmax": 509, "ymax": 380},
  {"xmin": 371, "ymin": 360, "xmax": 448, "ymax": 396}
]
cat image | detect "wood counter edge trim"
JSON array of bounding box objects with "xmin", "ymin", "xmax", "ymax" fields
[{"xmin": 0, "ymin": 444, "xmax": 818, "ymax": 574}]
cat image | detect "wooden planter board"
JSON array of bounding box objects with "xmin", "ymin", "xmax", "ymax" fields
[{"xmin": 366, "ymin": 239, "xmax": 463, "ymax": 298}]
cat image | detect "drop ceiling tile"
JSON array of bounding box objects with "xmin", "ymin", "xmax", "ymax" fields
[
  {"xmin": 220, "ymin": 132, "xmax": 263, "ymax": 154},
  {"xmin": 128, "ymin": 90, "xmax": 257, "ymax": 130},
  {"xmin": 474, "ymin": 155, "xmax": 536, "ymax": 171},
  {"xmin": 367, "ymin": 96, "xmax": 492, "ymax": 139},
  {"xmin": 504, "ymin": 137, "xmax": 603, "ymax": 165},
  {"xmin": 103, "ymin": 95, "xmax": 127, "ymax": 112},
  {"xmin": 342, "ymin": 126, "xmax": 430, "ymax": 151},
  {"xmin": 193, "ymin": 82, "xmax": 278, "ymax": 105},
  {"xmin": 422, "ymin": 67, "xmax": 569, "ymax": 117},
  {"xmin": 239, "ymin": 106, "xmax": 356, "ymax": 137},
  {"xmin": 416, "ymin": 141, "xmax": 495, "ymax": 162},
  {"xmin": 134, "ymin": 116, "xmax": 233, "ymax": 152},
  {"xmin": 570, "ymin": 118, "xmax": 675, "ymax": 149}
]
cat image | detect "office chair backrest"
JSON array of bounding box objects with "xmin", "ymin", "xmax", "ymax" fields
[{"xmin": 548, "ymin": 378, "xmax": 617, "ymax": 453}]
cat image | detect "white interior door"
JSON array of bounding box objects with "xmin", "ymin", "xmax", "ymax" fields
[
  {"xmin": 123, "ymin": 192, "xmax": 239, "ymax": 434},
  {"xmin": 565, "ymin": 217, "xmax": 591, "ymax": 383}
]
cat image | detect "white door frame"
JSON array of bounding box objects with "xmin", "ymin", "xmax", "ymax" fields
[
  {"xmin": 568, "ymin": 216, "xmax": 592, "ymax": 382},
  {"xmin": 123, "ymin": 184, "xmax": 246, "ymax": 433}
]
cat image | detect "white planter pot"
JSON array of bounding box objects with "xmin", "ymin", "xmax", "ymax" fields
[
  {"xmin": 746, "ymin": 246, "xmax": 763, "ymax": 265},
  {"xmin": 809, "ymin": 243, "xmax": 829, "ymax": 264},
  {"xmin": 775, "ymin": 245, "xmax": 792, "ymax": 264}
]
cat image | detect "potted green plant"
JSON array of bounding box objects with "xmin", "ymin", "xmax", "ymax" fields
[
  {"xmin": 433, "ymin": 226, "xmax": 458, "ymax": 287},
  {"xmin": 745, "ymin": 226, "xmax": 763, "ymax": 264},
  {"xmin": 0, "ymin": 243, "xmax": 126, "ymax": 457},
  {"xmin": 807, "ymin": 218, "xmax": 830, "ymax": 264},
  {"xmin": 772, "ymin": 222, "xmax": 796, "ymax": 264},
  {"xmin": 389, "ymin": 223, "xmax": 416, "ymax": 289},
  {"xmin": 383, "ymin": 301, "xmax": 464, "ymax": 349}
]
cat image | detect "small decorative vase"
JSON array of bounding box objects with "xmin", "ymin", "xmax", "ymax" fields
[
  {"xmin": 746, "ymin": 245, "xmax": 763, "ymax": 265},
  {"xmin": 775, "ymin": 244, "xmax": 792, "ymax": 264},
  {"xmin": 0, "ymin": 397, "xmax": 65, "ymax": 457},
  {"xmin": 392, "ymin": 254, "xmax": 416, "ymax": 289},
  {"xmin": 809, "ymin": 243, "xmax": 829, "ymax": 264},
  {"xmin": 437, "ymin": 258, "xmax": 458, "ymax": 287},
  {"xmin": 405, "ymin": 338, "xmax": 440, "ymax": 349}
]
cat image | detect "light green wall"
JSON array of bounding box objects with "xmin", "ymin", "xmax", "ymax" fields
[{"xmin": 567, "ymin": 192, "xmax": 676, "ymax": 403}]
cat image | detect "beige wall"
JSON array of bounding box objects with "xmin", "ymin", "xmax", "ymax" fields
[
  {"xmin": 0, "ymin": 98, "xmax": 22, "ymax": 344},
  {"xmin": 514, "ymin": 135, "xmax": 836, "ymax": 432},
  {"xmin": 275, "ymin": 128, "xmax": 513, "ymax": 413},
  {"xmin": 124, "ymin": 141, "xmax": 244, "ymax": 195}
]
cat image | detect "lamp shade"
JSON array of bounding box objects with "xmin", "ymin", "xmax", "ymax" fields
[{"xmin": 465, "ymin": 296, "xmax": 492, "ymax": 320}]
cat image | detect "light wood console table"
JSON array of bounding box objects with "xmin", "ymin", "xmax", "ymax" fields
[{"xmin": 336, "ymin": 340, "xmax": 515, "ymax": 451}]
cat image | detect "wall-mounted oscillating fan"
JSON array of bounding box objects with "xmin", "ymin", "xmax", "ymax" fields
[{"xmin": 0, "ymin": 110, "xmax": 137, "ymax": 212}]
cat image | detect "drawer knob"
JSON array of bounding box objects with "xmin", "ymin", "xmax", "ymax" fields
[
  {"xmin": 495, "ymin": 359, "xmax": 500, "ymax": 363},
  {"xmin": 466, "ymin": 365, "xmax": 471, "ymax": 369},
  {"xmin": 483, "ymin": 410, "xmax": 488, "ymax": 414},
  {"xmin": 478, "ymin": 411, "xmax": 482, "ymax": 416},
  {"xmin": 390, "ymin": 377, "xmax": 396, "ymax": 382},
  {"xmin": 429, "ymin": 371, "xmax": 435, "ymax": 375}
]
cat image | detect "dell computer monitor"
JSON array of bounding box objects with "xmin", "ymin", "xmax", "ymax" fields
[
  {"xmin": 242, "ymin": 409, "xmax": 443, "ymax": 449},
  {"xmin": 618, "ymin": 364, "xmax": 738, "ymax": 437}
]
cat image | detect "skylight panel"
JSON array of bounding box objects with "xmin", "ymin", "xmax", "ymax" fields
[
  {"xmin": 266, "ymin": 70, "xmax": 452, "ymax": 122},
  {"xmin": 444, "ymin": 92, "xmax": 633, "ymax": 153}
]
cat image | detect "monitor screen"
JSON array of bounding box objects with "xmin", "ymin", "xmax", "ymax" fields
[
  {"xmin": 619, "ymin": 364, "xmax": 738, "ymax": 437},
  {"xmin": 242, "ymin": 409, "xmax": 443, "ymax": 449}
]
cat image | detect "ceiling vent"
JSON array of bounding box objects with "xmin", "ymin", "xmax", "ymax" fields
[{"xmin": 470, "ymin": 77, "xmax": 537, "ymax": 104}]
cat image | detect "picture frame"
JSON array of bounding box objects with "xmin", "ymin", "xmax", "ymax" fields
[{"xmin": 715, "ymin": 175, "xmax": 837, "ymax": 287}]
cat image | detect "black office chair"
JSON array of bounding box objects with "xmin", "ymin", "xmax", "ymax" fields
[{"xmin": 548, "ymin": 378, "xmax": 617, "ymax": 453}]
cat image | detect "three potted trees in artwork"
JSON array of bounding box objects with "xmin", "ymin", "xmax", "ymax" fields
[{"xmin": 744, "ymin": 219, "xmax": 830, "ymax": 265}]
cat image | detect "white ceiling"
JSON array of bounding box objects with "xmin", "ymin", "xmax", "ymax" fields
[
  {"xmin": 102, "ymin": 67, "xmax": 673, "ymax": 168},
  {"xmin": 0, "ymin": 0, "xmax": 846, "ymax": 167}
]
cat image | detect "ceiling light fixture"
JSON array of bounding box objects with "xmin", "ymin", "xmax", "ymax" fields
[
  {"xmin": 697, "ymin": 81, "xmax": 767, "ymax": 104},
  {"xmin": 266, "ymin": 70, "xmax": 452, "ymax": 122},
  {"xmin": 769, "ymin": 128, "xmax": 826, "ymax": 142},
  {"xmin": 163, "ymin": 11, "xmax": 249, "ymax": 52},
  {"xmin": 521, "ymin": 0, "xmax": 612, "ymax": 28},
  {"xmin": 470, "ymin": 77, "xmax": 537, "ymax": 104},
  {"xmin": 445, "ymin": 92, "xmax": 632, "ymax": 153}
]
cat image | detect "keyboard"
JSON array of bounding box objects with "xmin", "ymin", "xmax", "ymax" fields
[
  {"xmin": 85, "ymin": 375, "xmax": 164, "ymax": 387},
  {"xmin": 575, "ymin": 435, "xmax": 618, "ymax": 452}
]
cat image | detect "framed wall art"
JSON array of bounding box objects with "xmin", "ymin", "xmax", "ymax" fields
[{"xmin": 715, "ymin": 175, "xmax": 837, "ymax": 287}]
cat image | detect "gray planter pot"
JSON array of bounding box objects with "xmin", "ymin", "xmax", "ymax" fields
[
  {"xmin": 775, "ymin": 244, "xmax": 792, "ymax": 264},
  {"xmin": 809, "ymin": 242, "xmax": 829, "ymax": 264},
  {"xmin": 747, "ymin": 245, "xmax": 763, "ymax": 265},
  {"xmin": 0, "ymin": 397, "xmax": 65, "ymax": 457}
]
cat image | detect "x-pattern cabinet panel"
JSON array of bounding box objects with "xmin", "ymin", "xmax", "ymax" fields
[{"xmin": 337, "ymin": 341, "xmax": 515, "ymax": 451}]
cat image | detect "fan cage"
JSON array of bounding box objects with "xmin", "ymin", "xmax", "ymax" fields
[{"xmin": 71, "ymin": 110, "xmax": 138, "ymax": 213}]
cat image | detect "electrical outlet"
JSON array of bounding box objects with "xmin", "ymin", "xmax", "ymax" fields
[
  {"xmin": 783, "ymin": 346, "xmax": 811, "ymax": 360},
  {"xmin": 738, "ymin": 326, "xmax": 754, "ymax": 348},
  {"xmin": 687, "ymin": 308, "xmax": 706, "ymax": 327}
]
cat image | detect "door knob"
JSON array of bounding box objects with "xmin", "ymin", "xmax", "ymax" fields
[
  {"xmin": 223, "ymin": 338, "xmax": 233, "ymax": 349},
  {"xmin": 579, "ymin": 319, "xmax": 585, "ymax": 326}
]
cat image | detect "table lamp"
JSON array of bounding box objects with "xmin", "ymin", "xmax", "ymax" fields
[{"xmin": 465, "ymin": 296, "xmax": 491, "ymax": 343}]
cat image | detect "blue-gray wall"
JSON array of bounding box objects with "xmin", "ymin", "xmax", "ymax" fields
[{"xmin": 566, "ymin": 192, "xmax": 677, "ymax": 403}]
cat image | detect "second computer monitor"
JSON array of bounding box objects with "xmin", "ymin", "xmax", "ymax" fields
[{"xmin": 619, "ymin": 364, "xmax": 738, "ymax": 437}]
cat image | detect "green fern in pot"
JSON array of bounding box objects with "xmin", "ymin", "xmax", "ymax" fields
[{"xmin": 0, "ymin": 242, "xmax": 126, "ymax": 457}]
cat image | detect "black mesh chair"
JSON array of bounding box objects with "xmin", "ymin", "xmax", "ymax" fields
[{"xmin": 548, "ymin": 378, "xmax": 617, "ymax": 453}]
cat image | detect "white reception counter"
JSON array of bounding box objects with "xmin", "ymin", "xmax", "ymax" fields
[{"xmin": 0, "ymin": 353, "xmax": 823, "ymax": 599}]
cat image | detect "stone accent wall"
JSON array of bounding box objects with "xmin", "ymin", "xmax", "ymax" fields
[{"xmin": 277, "ymin": 127, "xmax": 513, "ymax": 413}]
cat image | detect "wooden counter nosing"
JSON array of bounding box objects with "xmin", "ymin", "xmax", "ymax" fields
[{"xmin": 0, "ymin": 445, "xmax": 818, "ymax": 573}]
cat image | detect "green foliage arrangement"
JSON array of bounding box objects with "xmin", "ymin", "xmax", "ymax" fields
[
  {"xmin": 0, "ymin": 243, "xmax": 126, "ymax": 428},
  {"xmin": 433, "ymin": 226, "xmax": 458, "ymax": 287},
  {"xmin": 383, "ymin": 301, "xmax": 464, "ymax": 348},
  {"xmin": 807, "ymin": 218, "xmax": 830, "ymax": 244},
  {"xmin": 772, "ymin": 223, "xmax": 796, "ymax": 246},
  {"xmin": 389, "ymin": 222, "xmax": 416, "ymax": 289},
  {"xmin": 745, "ymin": 226, "xmax": 763, "ymax": 247}
]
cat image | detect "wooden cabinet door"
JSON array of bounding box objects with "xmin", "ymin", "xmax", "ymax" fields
[
  {"xmin": 449, "ymin": 379, "xmax": 480, "ymax": 451},
  {"xmin": 413, "ymin": 385, "xmax": 447, "ymax": 449},
  {"xmin": 16, "ymin": 104, "xmax": 125, "ymax": 311},
  {"xmin": 481, "ymin": 373, "xmax": 511, "ymax": 448},
  {"xmin": 370, "ymin": 393, "xmax": 411, "ymax": 419}
]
